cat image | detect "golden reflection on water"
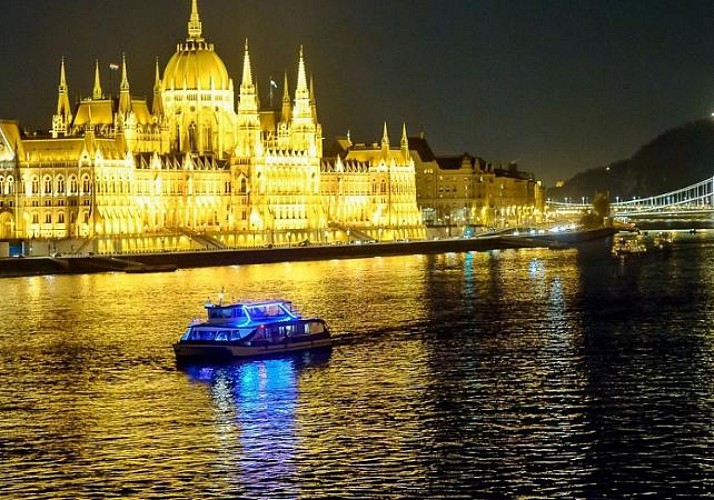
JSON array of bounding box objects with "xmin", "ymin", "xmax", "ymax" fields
[{"xmin": 3, "ymin": 246, "xmax": 712, "ymax": 497}]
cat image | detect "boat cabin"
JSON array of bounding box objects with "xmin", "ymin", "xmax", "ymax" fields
[{"xmin": 205, "ymin": 299, "xmax": 299, "ymax": 326}]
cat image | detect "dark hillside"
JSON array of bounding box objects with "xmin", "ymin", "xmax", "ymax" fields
[{"xmin": 549, "ymin": 118, "xmax": 714, "ymax": 200}]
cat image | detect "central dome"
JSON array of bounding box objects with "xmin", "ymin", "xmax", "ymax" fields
[
  {"xmin": 163, "ymin": 0, "xmax": 231, "ymax": 91},
  {"xmin": 163, "ymin": 41, "xmax": 230, "ymax": 91}
]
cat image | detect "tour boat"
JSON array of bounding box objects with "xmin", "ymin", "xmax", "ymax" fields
[{"xmin": 173, "ymin": 296, "xmax": 332, "ymax": 361}]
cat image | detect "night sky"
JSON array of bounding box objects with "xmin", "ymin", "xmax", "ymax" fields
[{"xmin": 2, "ymin": 0, "xmax": 714, "ymax": 186}]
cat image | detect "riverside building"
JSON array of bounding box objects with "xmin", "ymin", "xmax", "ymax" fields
[
  {"xmin": 408, "ymin": 133, "xmax": 546, "ymax": 232},
  {"xmin": 0, "ymin": 0, "xmax": 425, "ymax": 254}
]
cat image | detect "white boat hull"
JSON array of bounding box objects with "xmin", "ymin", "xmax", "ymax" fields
[{"xmin": 174, "ymin": 336, "xmax": 333, "ymax": 360}]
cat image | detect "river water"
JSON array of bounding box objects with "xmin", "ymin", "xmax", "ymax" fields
[{"xmin": 1, "ymin": 231, "xmax": 713, "ymax": 499}]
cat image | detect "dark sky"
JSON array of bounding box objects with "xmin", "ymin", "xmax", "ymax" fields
[{"xmin": 2, "ymin": 0, "xmax": 714, "ymax": 186}]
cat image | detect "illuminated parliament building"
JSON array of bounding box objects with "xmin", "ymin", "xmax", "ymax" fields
[{"xmin": 0, "ymin": 0, "xmax": 425, "ymax": 253}]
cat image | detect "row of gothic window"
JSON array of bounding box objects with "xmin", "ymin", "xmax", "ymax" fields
[
  {"xmin": 0, "ymin": 174, "xmax": 413, "ymax": 197},
  {"xmin": 0, "ymin": 175, "xmax": 90, "ymax": 196},
  {"xmin": 28, "ymin": 211, "xmax": 88, "ymax": 225},
  {"xmin": 0, "ymin": 175, "xmax": 251, "ymax": 197}
]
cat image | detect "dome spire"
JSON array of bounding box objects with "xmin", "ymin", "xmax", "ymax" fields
[
  {"xmin": 188, "ymin": 0, "xmax": 203, "ymax": 41},
  {"xmin": 92, "ymin": 59, "xmax": 103, "ymax": 100}
]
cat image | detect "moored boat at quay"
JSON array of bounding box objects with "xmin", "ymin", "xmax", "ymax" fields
[
  {"xmin": 612, "ymin": 236, "xmax": 647, "ymax": 257},
  {"xmin": 173, "ymin": 296, "xmax": 332, "ymax": 361}
]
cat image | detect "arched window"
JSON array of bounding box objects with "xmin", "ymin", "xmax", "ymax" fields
[
  {"xmin": 58, "ymin": 212, "xmax": 65, "ymax": 224},
  {"xmin": 81, "ymin": 175, "xmax": 91, "ymax": 195},
  {"xmin": 0, "ymin": 177, "xmax": 4, "ymax": 196},
  {"xmin": 31, "ymin": 176, "xmax": 39, "ymax": 194},
  {"xmin": 69, "ymin": 176, "xmax": 78, "ymax": 195},
  {"xmin": 44, "ymin": 212, "xmax": 52, "ymax": 224},
  {"xmin": 57, "ymin": 176, "xmax": 65, "ymax": 195},
  {"xmin": 380, "ymin": 179, "xmax": 387, "ymax": 195},
  {"xmin": 6, "ymin": 176, "xmax": 13, "ymax": 195},
  {"xmin": 44, "ymin": 176, "xmax": 52, "ymax": 195},
  {"xmin": 240, "ymin": 178, "xmax": 247, "ymax": 194}
]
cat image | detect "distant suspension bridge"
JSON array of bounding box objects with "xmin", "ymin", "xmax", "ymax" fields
[{"xmin": 547, "ymin": 175, "xmax": 714, "ymax": 218}]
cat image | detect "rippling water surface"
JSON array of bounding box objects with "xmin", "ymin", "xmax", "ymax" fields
[{"xmin": 1, "ymin": 233, "xmax": 713, "ymax": 498}]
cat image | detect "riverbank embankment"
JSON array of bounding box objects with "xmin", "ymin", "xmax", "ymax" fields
[{"xmin": 0, "ymin": 227, "xmax": 618, "ymax": 278}]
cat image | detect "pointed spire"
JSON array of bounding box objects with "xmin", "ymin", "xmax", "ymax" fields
[
  {"xmin": 54, "ymin": 57, "xmax": 72, "ymax": 129},
  {"xmin": 309, "ymin": 73, "xmax": 318, "ymax": 121},
  {"xmin": 238, "ymin": 38, "xmax": 258, "ymax": 113},
  {"xmin": 92, "ymin": 59, "xmax": 103, "ymax": 100},
  {"xmin": 236, "ymin": 38, "xmax": 260, "ymax": 157},
  {"xmin": 401, "ymin": 122, "xmax": 410, "ymax": 160},
  {"xmin": 188, "ymin": 0, "xmax": 203, "ymax": 40},
  {"xmin": 118, "ymin": 53, "xmax": 132, "ymax": 115},
  {"xmin": 59, "ymin": 57, "xmax": 68, "ymax": 93},
  {"xmin": 241, "ymin": 39, "xmax": 253, "ymax": 88},
  {"xmin": 152, "ymin": 57, "xmax": 165, "ymax": 117},
  {"xmin": 281, "ymin": 73, "xmax": 292, "ymax": 122},
  {"xmin": 381, "ymin": 122, "xmax": 390, "ymax": 149},
  {"xmin": 153, "ymin": 57, "xmax": 162, "ymax": 91},
  {"xmin": 296, "ymin": 46, "xmax": 308, "ymax": 96},
  {"xmin": 293, "ymin": 46, "xmax": 311, "ymax": 119},
  {"xmin": 120, "ymin": 53, "xmax": 129, "ymax": 92}
]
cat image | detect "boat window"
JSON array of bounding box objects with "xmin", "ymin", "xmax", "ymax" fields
[
  {"xmin": 248, "ymin": 304, "xmax": 289, "ymax": 320},
  {"xmin": 229, "ymin": 330, "xmax": 242, "ymax": 341},
  {"xmin": 215, "ymin": 331, "xmax": 228, "ymax": 341},
  {"xmin": 308, "ymin": 321, "xmax": 324, "ymax": 334},
  {"xmin": 254, "ymin": 325, "xmax": 271, "ymax": 340},
  {"xmin": 192, "ymin": 329, "xmax": 217, "ymax": 341},
  {"xmin": 208, "ymin": 308, "xmax": 234, "ymax": 320}
]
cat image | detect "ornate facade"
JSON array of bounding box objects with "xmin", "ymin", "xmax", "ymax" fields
[{"xmin": 0, "ymin": 0, "xmax": 424, "ymax": 253}]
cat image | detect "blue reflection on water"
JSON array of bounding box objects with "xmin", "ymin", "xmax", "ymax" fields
[{"xmin": 179, "ymin": 350, "xmax": 331, "ymax": 498}]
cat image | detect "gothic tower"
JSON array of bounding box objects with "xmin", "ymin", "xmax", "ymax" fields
[
  {"xmin": 235, "ymin": 40, "xmax": 261, "ymax": 158},
  {"xmin": 51, "ymin": 58, "xmax": 72, "ymax": 138}
]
